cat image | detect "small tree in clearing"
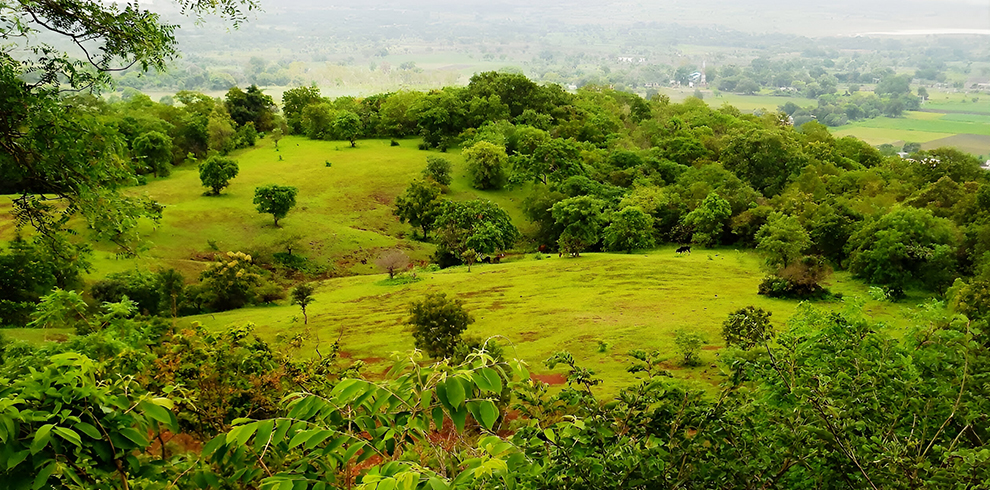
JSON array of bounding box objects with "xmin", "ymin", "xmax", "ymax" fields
[
  {"xmin": 721, "ymin": 306, "xmax": 773, "ymax": 349},
  {"xmin": 199, "ymin": 155, "xmax": 239, "ymax": 195},
  {"xmin": 674, "ymin": 329, "xmax": 707, "ymax": 367},
  {"xmin": 407, "ymin": 292, "xmax": 474, "ymax": 359},
  {"xmin": 460, "ymin": 248, "xmax": 478, "ymax": 272},
  {"xmin": 291, "ymin": 283, "xmax": 316, "ymax": 324},
  {"xmin": 375, "ymin": 249, "xmax": 409, "ymax": 279},
  {"xmin": 253, "ymin": 184, "xmax": 298, "ymax": 226}
]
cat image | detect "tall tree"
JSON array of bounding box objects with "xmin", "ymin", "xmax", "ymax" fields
[
  {"xmin": 132, "ymin": 131, "xmax": 174, "ymax": 178},
  {"xmin": 394, "ymin": 180, "xmax": 444, "ymax": 240},
  {"xmin": 463, "ymin": 141, "xmax": 508, "ymax": 190}
]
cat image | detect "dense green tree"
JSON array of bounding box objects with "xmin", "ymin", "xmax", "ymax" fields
[
  {"xmin": 755, "ymin": 212, "xmax": 811, "ymax": 270},
  {"xmin": 132, "ymin": 130, "xmax": 174, "ymax": 177},
  {"xmin": 517, "ymin": 137, "xmax": 585, "ymax": 185},
  {"xmin": 423, "ymin": 156, "xmax": 453, "ymax": 186},
  {"xmin": 552, "ymin": 196, "xmax": 607, "ymax": 256},
  {"xmin": 911, "ymin": 147, "xmax": 986, "ymax": 184},
  {"xmin": 720, "ymin": 127, "xmax": 807, "ymax": 196},
  {"xmin": 408, "ymin": 88, "xmax": 466, "ymax": 148},
  {"xmin": 721, "ymin": 306, "xmax": 773, "ymax": 349},
  {"xmin": 207, "ymin": 105, "xmax": 237, "ymax": 154},
  {"xmin": 225, "ymin": 85, "xmax": 276, "ymax": 131},
  {"xmin": 464, "ymin": 141, "xmax": 508, "ymax": 190},
  {"xmin": 198, "ymin": 155, "xmax": 239, "ymax": 195},
  {"xmin": 848, "ymin": 207, "xmax": 959, "ymax": 293},
  {"xmin": 603, "ymin": 206, "xmax": 656, "ymax": 253},
  {"xmin": 90, "ymin": 270, "xmax": 163, "ymax": 316},
  {"xmin": 407, "ymin": 292, "xmax": 474, "ymax": 359},
  {"xmin": 682, "ymin": 192, "xmax": 732, "ymax": 247},
  {"xmin": 253, "ymin": 184, "xmax": 298, "ymax": 226},
  {"xmin": 332, "ymin": 110, "xmax": 362, "ymax": 147},
  {"xmin": 394, "ymin": 179, "xmax": 444, "ymax": 240},
  {"xmin": 300, "ymin": 102, "xmax": 334, "ymax": 140},
  {"xmin": 281, "ymin": 85, "xmax": 324, "ymax": 134},
  {"xmin": 435, "ymin": 199, "xmax": 519, "ymax": 259},
  {"xmin": 199, "ymin": 251, "xmax": 264, "ymax": 311},
  {"xmin": 0, "ymin": 239, "xmax": 59, "ymax": 327}
]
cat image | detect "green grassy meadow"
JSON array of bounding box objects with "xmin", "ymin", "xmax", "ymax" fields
[
  {"xmin": 0, "ymin": 135, "xmax": 531, "ymax": 280},
  {"xmin": 178, "ymin": 248, "xmax": 914, "ymax": 395}
]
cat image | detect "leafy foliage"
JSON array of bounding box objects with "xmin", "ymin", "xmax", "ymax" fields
[
  {"xmin": 407, "ymin": 292, "xmax": 474, "ymax": 359},
  {"xmin": 253, "ymin": 184, "xmax": 299, "ymax": 226},
  {"xmin": 198, "ymin": 155, "xmax": 240, "ymax": 195}
]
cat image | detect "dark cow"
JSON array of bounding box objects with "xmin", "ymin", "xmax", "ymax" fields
[{"xmin": 675, "ymin": 245, "xmax": 692, "ymax": 254}]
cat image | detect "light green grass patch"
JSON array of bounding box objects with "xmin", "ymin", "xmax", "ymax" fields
[
  {"xmin": 182, "ymin": 248, "xmax": 913, "ymax": 395},
  {"xmin": 831, "ymin": 127, "xmax": 951, "ymax": 146}
]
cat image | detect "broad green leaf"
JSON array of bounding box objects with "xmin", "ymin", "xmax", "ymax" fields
[
  {"xmin": 141, "ymin": 401, "xmax": 174, "ymax": 427},
  {"xmin": 420, "ymin": 389, "xmax": 433, "ymax": 410},
  {"xmin": 30, "ymin": 424, "xmax": 54, "ymax": 455},
  {"xmin": 477, "ymin": 401, "xmax": 498, "ymax": 431},
  {"xmin": 271, "ymin": 419, "xmax": 291, "ymax": 446},
  {"xmin": 481, "ymin": 368, "xmax": 503, "ymax": 394},
  {"xmin": 450, "ymin": 406, "xmax": 467, "ymax": 433},
  {"xmin": 227, "ymin": 422, "xmax": 259, "ymax": 447},
  {"xmin": 6, "ymin": 449, "xmax": 29, "ymax": 470},
  {"xmin": 253, "ymin": 419, "xmax": 275, "ymax": 454},
  {"xmin": 342, "ymin": 441, "xmax": 364, "ymax": 462},
  {"xmin": 32, "ymin": 461, "xmax": 55, "ymax": 490},
  {"xmin": 288, "ymin": 429, "xmax": 318, "ymax": 449},
  {"xmin": 201, "ymin": 434, "xmax": 226, "ymax": 459},
  {"xmin": 471, "ymin": 369, "xmax": 494, "ymax": 393},
  {"xmin": 432, "ymin": 406, "xmax": 444, "ymax": 430},
  {"xmin": 52, "ymin": 426, "xmax": 82, "ymax": 447},
  {"xmin": 427, "ymin": 477, "xmax": 449, "ymax": 490},
  {"xmin": 435, "ymin": 382, "xmax": 451, "ymax": 411},
  {"xmin": 378, "ymin": 478, "xmax": 396, "ymax": 490},
  {"xmin": 304, "ymin": 430, "xmax": 334, "ymax": 450},
  {"xmin": 119, "ymin": 427, "xmax": 149, "ymax": 448},
  {"xmin": 445, "ymin": 378, "xmax": 465, "ymax": 409},
  {"xmin": 75, "ymin": 422, "xmax": 101, "ymax": 440}
]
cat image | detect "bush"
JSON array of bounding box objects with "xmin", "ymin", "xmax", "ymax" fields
[
  {"xmin": 91, "ymin": 270, "xmax": 163, "ymax": 316},
  {"xmin": 407, "ymin": 292, "xmax": 474, "ymax": 359},
  {"xmin": 722, "ymin": 306, "xmax": 773, "ymax": 349},
  {"xmin": 674, "ymin": 329, "xmax": 706, "ymax": 366}
]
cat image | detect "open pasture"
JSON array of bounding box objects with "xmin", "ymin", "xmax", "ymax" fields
[
  {"xmin": 0, "ymin": 135, "xmax": 531, "ymax": 281},
  {"xmin": 182, "ymin": 249, "xmax": 913, "ymax": 394}
]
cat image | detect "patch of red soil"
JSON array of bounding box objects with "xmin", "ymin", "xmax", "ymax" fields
[
  {"xmin": 701, "ymin": 345, "xmax": 724, "ymax": 351},
  {"xmin": 146, "ymin": 431, "xmax": 203, "ymax": 456},
  {"xmin": 531, "ymin": 373, "xmax": 566, "ymax": 385}
]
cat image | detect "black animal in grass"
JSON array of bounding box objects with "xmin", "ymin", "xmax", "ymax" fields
[{"xmin": 675, "ymin": 245, "xmax": 692, "ymax": 254}]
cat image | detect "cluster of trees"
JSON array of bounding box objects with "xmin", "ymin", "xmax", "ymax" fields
[
  {"xmin": 778, "ymin": 74, "xmax": 924, "ymax": 127},
  {"xmin": 376, "ymin": 77, "xmax": 986, "ymax": 300}
]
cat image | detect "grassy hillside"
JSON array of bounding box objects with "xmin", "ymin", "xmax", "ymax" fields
[
  {"xmin": 2, "ymin": 135, "xmax": 532, "ymax": 280},
  {"xmin": 178, "ymin": 248, "xmax": 913, "ymax": 394}
]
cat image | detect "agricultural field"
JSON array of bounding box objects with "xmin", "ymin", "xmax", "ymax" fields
[{"xmin": 833, "ymin": 110, "xmax": 990, "ymax": 157}]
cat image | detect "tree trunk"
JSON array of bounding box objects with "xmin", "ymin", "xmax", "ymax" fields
[{"xmin": 302, "ymin": 306, "xmax": 308, "ymax": 324}]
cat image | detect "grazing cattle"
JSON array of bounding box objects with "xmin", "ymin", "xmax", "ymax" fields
[
  {"xmin": 675, "ymin": 245, "xmax": 692, "ymax": 254},
  {"xmin": 492, "ymin": 253, "xmax": 506, "ymax": 264},
  {"xmin": 538, "ymin": 244, "xmax": 548, "ymax": 253}
]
